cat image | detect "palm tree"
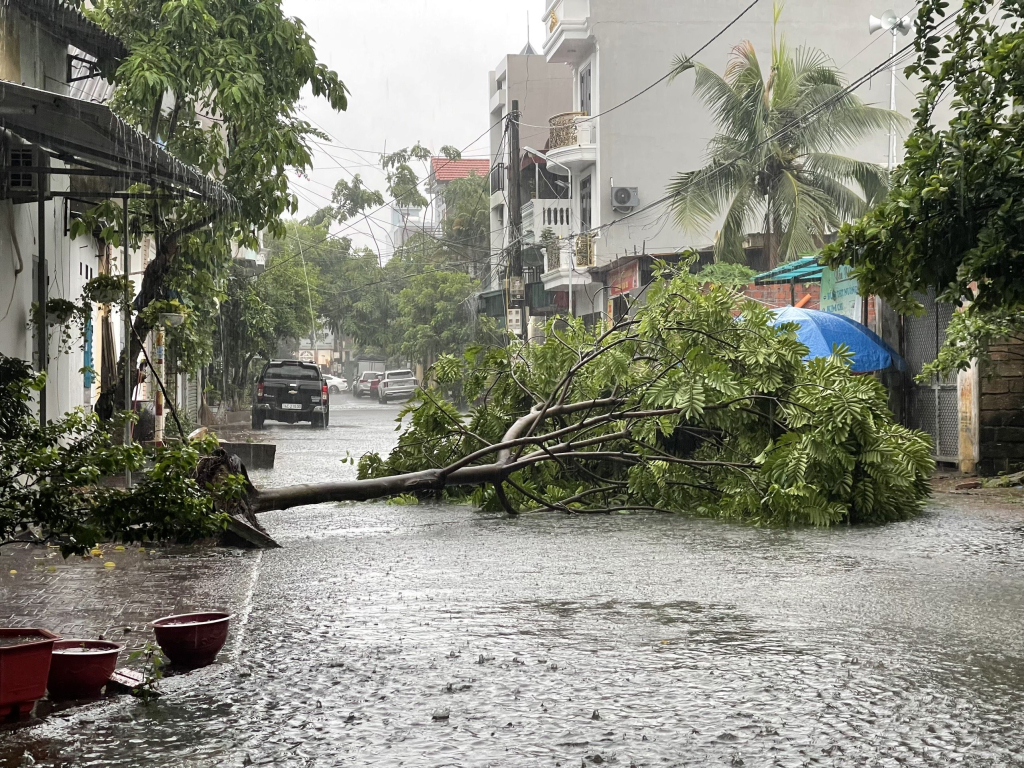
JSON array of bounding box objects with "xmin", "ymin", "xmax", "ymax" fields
[{"xmin": 668, "ymin": 6, "xmax": 900, "ymax": 268}]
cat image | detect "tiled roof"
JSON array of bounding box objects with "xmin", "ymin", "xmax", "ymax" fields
[{"xmin": 430, "ymin": 158, "xmax": 490, "ymax": 182}]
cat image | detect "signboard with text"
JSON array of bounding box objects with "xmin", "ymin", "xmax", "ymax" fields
[
  {"xmin": 608, "ymin": 261, "xmax": 639, "ymax": 297},
  {"xmin": 820, "ymin": 265, "xmax": 862, "ymax": 321}
]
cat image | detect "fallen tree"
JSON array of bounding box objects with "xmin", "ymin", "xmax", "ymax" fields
[{"xmin": 249, "ymin": 266, "xmax": 935, "ymax": 526}]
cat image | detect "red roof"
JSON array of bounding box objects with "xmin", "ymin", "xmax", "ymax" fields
[{"xmin": 430, "ymin": 157, "xmax": 490, "ymax": 182}]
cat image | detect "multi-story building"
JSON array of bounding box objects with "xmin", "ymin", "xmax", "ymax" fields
[
  {"xmin": 480, "ymin": 43, "xmax": 573, "ymax": 327},
  {"xmin": 537, "ymin": 0, "xmax": 914, "ymax": 320}
]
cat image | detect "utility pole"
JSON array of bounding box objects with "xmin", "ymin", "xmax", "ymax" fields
[{"xmin": 507, "ymin": 100, "xmax": 525, "ymax": 337}]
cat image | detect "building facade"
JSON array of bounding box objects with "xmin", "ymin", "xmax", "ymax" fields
[{"xmin": 538, "ymin": 0, "xmax": 914, "ymax": 318}]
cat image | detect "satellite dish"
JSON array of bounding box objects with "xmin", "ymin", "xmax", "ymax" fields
[
  {"xmin": 869, "ymin": 10, "xmax": 912, "ymax": 35},
  {"xmin": 522, "ymin": 245, "xmax": 545, "ymax": 267}
]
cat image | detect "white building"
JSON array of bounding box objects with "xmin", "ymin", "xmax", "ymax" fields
[
  {"xmin": 537, "ymin": 0, "xmax": 916, "ymax": 320},
  {"xmin": 0, "ymin": 0, "xmax": 229, "ymax": 425}
]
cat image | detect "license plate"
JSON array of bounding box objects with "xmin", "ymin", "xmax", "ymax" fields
[{"xmin": 281, "ymin": 403, "xmax": 301, "ymax": 410}]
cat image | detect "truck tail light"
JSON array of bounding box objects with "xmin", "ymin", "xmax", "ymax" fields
[
  {"xmin": 322, "ymin": 384, "xmax": 328, "ymax": 401},
  {"xmin": 257, "ymin": 382, "xmax": 264, "ymax": 398}
]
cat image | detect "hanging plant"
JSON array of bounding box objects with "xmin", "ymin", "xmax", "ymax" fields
[
  {"xmin": 83, "ymin": 274, "xmax": 132, "ymax": 306},
  {"xmin": 29, "ymin": 298, "xmax": 93, "ymax": 354}
]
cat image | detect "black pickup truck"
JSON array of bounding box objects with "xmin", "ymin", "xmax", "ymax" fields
[{"xmin": 252, "ymin": 360, "xmax": 329, "ymax": 429}]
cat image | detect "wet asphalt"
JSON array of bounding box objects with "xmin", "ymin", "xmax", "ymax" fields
[{"xmin": 2, "ymin": 396, "xmax": 1024, "ymax": 766}]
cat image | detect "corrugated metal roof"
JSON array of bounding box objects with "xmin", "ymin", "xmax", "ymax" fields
[
  {"xmin": 0, "ymin": 80, "xmax": 233, "ymax": 207},
  {"xmin": 754, "ymin": 256, "xmax": 824, "ymax": 285}
]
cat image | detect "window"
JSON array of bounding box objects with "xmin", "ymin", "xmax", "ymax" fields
[
  {"xmin": 579, "ymin": 65, "xmax": 592, "ymax": 116},
  {"xmin": 10, "ymin": 148, "xmax": 34, "ymax": 189},
  {"xmin": 264, "ymin": 363, "xmax": 320, "ymax": 381},
  {"xmin": 580, "ymin": 175, "xmax": 592, "ymax": 233}
]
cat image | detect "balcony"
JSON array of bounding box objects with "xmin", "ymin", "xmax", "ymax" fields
[
  {"xmin": 489, "ymin": 87, "xmax": 506, "ymax": 116},
  {"xmin": 541, "ymin": 237, "xmax": 594, "ymax": 293},
  {"xmin": 546, "ymin": 112, "xmax": 597, "ymax": 172},
  {"xmin": 521, "ymin": 198, "xmax": 572, "ymax": 246},
  {"xmin": 543, "ymin": 0, "xmax": 592, "ymax": 64}
]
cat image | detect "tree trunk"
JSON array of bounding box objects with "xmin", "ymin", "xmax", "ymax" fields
[{"xmin": 96, "ymin": 216, "xmax": 216, "ymax": 421}]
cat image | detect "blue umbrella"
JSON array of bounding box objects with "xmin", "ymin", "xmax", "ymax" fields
[{"xmin": 770, "ymin": 306, "xmax": 906, "ymax": 373}]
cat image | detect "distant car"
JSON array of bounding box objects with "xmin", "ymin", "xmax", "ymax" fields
[
  {"xmin": 252, "ymin": 360, "xmax": 329, "ymax": 429},
  {"xmin": 323, "ymin": 374, "xmax": 348, "ymax": 395},
  {"xmin": 353, "ymin": 371, "xmax": 383, "ymax": 398},
  {"xmin": 378, "ymin": 369, "xmax": 419, "ymax": 404}
]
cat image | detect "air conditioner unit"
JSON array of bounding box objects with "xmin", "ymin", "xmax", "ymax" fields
[{"xmin": 611, "ymin": 186, "xmax": 639, "ymax": 213}]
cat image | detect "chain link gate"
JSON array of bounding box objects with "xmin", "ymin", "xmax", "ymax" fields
[{"xmin": 903, "ymin": 292, "xmax": 959, "ymax": 462}]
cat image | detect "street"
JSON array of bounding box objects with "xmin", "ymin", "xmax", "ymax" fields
[{"xmin": 2, "ymin": 397, "xmax": 1023, "ymax": 766}]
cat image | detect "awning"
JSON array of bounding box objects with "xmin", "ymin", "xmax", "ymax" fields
[
  {"xmin": 754, "ymin": 256, "xmax": 824, "ymax": 285},
  {"xmin": 0, "ymin": 80, "xmax": 233, "ymax": 207}
]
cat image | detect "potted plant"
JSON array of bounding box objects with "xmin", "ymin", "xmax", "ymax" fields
[
  {"xmin": 47, "ymin": 639, "xmax": 123, "ymax": 700},
  {"xmin": 83, "ymin": 274, "xmax": 131, "ymax": 305},
  {"xmin": 151, "ymin": 612, "xmax": 231, "ymax": 669},
  {"xmin": 30, "ymin": 299, "xmax": 92, "ymax": 355},
  {"xmin": 0, "ymin": 628, "xmax": 59, "ymax": 720}
]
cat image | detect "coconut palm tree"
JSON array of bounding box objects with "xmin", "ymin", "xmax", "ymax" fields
[{"xmin": 668, "ymin": 7, "xmax": 900, "ymax": 268}]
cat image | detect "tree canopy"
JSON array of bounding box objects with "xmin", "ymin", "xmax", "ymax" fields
[
  {"xmin": 824, "ymin": 0, "xmax": 1024, "ymax": 374},
  {"xmin": 669, "ymin": 5, "xmax": 896, "ymax": 267}
]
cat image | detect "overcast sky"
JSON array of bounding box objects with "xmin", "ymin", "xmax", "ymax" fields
[{"xmin": 282, "ymin": 0, "xmax": 548, "ymax": 250}]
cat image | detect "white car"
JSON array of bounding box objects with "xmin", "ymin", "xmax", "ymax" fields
[{"xmin": 323, "ymin": 374, "xmax": 348, "ymax": 395}]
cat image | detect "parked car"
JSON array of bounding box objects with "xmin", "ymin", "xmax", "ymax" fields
[
  {"xmin": 378, "ymin": 369, "xmax": 419, "ymax": 404},
  {"xmin": 352, "ymin": 371, "xmax": 383, "ymax": 398},
  {"xmin": 323, "ymin": 374, "xmax": 348, "ymax": 394},
  {"xmin": 252, "ymin": 360, "xmax": 329, "ymax": 429}
]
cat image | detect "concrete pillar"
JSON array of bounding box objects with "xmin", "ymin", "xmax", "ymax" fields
[{"xmin": 958, "ymin": 359, "xmax": 980, "ymax": 474}]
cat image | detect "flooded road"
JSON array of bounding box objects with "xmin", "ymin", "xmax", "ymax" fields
[{"xmin": 3, "ymin": 398, "xmax": 1024, "ymax": 766}]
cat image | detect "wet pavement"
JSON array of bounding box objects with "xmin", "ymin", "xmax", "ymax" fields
[{"xmin": 2, "ymin": 397, "xmax": 1024, "ymax": 766}]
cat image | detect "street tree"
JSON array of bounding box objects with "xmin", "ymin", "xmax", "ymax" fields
[
  {"xmin": 242, "ymin": 265, "xmax": 934, "ymax": 526},
  {"xmin": 86, "ymin": 0, "xmax": 348, "ymax": 419},
  {"xmin": 824, "ymin": 0, "xmax": 1024, "ymax": 375},
  {"xmin": 668, "ymin": 5, "xmax": 897, "ymax": 267}
]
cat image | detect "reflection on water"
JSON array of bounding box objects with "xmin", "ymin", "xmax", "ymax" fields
[{"xmin": 2, "ymin": 402, "xmax": 1023, "ymax": 766}]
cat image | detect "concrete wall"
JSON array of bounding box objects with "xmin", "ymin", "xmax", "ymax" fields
[{"xmin": 555, "ymin": 0, "xmax": 921, "ymax": 263}]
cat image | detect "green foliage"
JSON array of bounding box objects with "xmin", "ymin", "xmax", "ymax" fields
[
  {"xmin": 696, "ymin": 262, "xmax": 758, "ymax": 287},
  {"xmin": 669, "ymin": 4, "xmax": 897, "ymax": 266},
  {"xmin": 825, "ymin": 0, "xmax": 1024, "ymax": 376},
  {"xmin": 30, "ymin": 299, "xmax": 93, "ymax": 355},
  {"xmin": 381, "ymin": 143, "xmax": 432, "ymax": 209},
  {"xmin": 920, "ymin": 308, "xmax": 1024, "ymax": 380},
  {"xmin": 359, "ymin": 263, "xmax": 934, "ymax": 526},
  {"xmin": 0, "ymin": 356, "xmax": 237, "ymax": 555}
]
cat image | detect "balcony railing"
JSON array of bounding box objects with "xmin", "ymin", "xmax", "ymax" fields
[
  {"xmin": 522, "ymin": 198, "xmax": 572, "ymax": 245},
  {"xmin": 574, "ymin": 232, "xmax": 595, "ymax": 267},
  {"xmin": 549, "ymin": 112, "xmax": 595, "ymax": 149},
  {"xmin": 490, "ymin": 163, "xmax": 505, "ymax": 195}
]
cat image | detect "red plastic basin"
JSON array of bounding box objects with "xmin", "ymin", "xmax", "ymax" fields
[
  {"xmin": 151, "ymin": 612, "xmax": 231, "ymax": 669},
  {"xmin": 0, "ymin": 628, "xmax": 58, "ymax": 720},
  {"xmin": 47, "ymin": 640, "xmax": 123, "ymax": 700}
]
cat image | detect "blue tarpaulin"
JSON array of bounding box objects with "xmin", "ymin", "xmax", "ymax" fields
[{"xmin": 771, "ymin": 307, "xmax": 906, "ymax": 373}]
